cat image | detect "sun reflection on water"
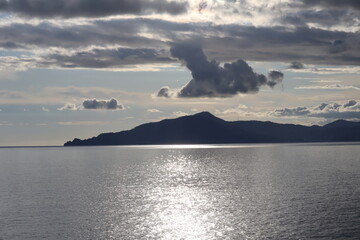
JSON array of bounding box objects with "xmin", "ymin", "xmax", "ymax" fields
[{"xmin": 144, "ymin": 153, "xmax": 226, "ymax": 239}]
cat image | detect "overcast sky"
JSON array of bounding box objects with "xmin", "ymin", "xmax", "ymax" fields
[{"xmin": 0, "ymin": 0, "xmax": 359, "ymax": 146}]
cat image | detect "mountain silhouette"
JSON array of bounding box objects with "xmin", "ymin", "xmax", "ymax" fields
[{"xmin": 64, "ymin": 112, "xmax": 360, "ymax": 146}]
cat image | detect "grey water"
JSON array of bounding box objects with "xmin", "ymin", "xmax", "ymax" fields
[{"xmin": 0, "ymin": 143, "xmax": 359, "ymax": 240}]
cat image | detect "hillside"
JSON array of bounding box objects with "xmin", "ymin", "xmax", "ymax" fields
[{"xmin": 64, "ymin": 112, "xmax": 360, "ymax": 146}]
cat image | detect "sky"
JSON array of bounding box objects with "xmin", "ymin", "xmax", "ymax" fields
[{"xmin": 0, "ymin": 0, "xmax": 359, "ymax": 146}]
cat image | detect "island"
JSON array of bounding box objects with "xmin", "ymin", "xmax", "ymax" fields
[{"xmin": 64, "ymin": 112, "xmax": 360, "ymax": 146}]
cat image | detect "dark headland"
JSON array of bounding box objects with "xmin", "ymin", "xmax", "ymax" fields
[{"xmin": 64, "ymin": 112, "xmax": 360, "ymax": 146}]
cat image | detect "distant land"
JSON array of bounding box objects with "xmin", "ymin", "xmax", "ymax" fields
[{"xmin": 64, "ymin": 112, "xmax": 360, "ymax": 146}]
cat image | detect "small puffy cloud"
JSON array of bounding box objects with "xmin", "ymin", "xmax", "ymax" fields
[
  {"xmin": 289, "ymin": 61, "xmax": 305, "ymax": 69},
  {"xmin": 344, "ymin": 100, "xmax": 357, "ymax": 108},
  {"xmin": 173, "ymin": 111, "xmax": 189, "ymax": 117},
  {"xmin": 156, "ymin": 86, "xmax": 177, "ymax": 98},
  {"xmin": 82, "ymin": 98, "xmax": 124, "ymax": 110},
  {"xmin": 267, "ymin": 71, "xmax": 284, "ymax": 88},
  {"xmin": 58, "ymin": 103, "xmax": 78, "ymax": 111},
  {"xmin": 272, "ymin": 100, "xmax": 360, "ymax": 120},
  {"xmin": 157, "ymin": 42, "xmax": 283, "ymax": 98},
  {"xmin": 147, "ymin": 109, "xmax": 162, "ymax": 113}
]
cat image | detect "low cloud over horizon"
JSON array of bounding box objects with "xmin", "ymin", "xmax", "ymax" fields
[{"xmin": 273, "ymin": 100, "xmax": 360, "ymax": 120}]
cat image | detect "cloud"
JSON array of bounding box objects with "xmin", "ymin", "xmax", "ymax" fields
[
  {"xmin": 173, "ymin": 111, "xmax": 188, "ymax": 117},
  {"xmin": 58, "ymin": 103, "xmax": 78, "ymax": 111},
  {"xmin": 273, "ymin": 107, "xmax": 311, "ymax": 117},
  {"xmin": 1, "ymin": 18, "xmax": 360, "ymax": 69},
  {"xmin": 198, "ymin": 1, "xmax": 207, "ymax": 13},
  {"xmin": 40, "ymin": 47, "xmax": 173, "ymax": 69},
  {"xmin": 272, "ymin": 100, "xmax": 360, "ymax": 120},
  {"xmin": 215, "ymin": 104, "xmax": 268, "ymax": 119},
  {"xmin": 344, "ymin": 100, "xmax": 357, "ymax": 108},
  {"xmin": 157, "ymin": 86, "xmax": 175, "ymax": 98},
  {"xmin": 300, "ymin": 0, "xmax": 360, "ymax": 10},
  {"xmin": 0, "ymin": 121, "xmax": 12, "ymax": 126},
  {"xmin": 267, "ymin": 71, "xmax": 284, "ymax": 88},
  {"xmin": 328, "ymin": 37, "xmax": 360, "ymax": 54},
  {"xmin": 157, "ymin": 42, "xmax": 283, "ymax": 98},
  {"xmin": 147, "ymin": 109, "xmax": 162, "ymax": 113},
  {"xmin": 289, "ymin": 61, "xmax": 305, "ymax": 69},
  {"xmin": 0, "ymin": 0, "xmax": 188, "ymax": 18},
  {"xmin": 82, "ymin": 98, "xmax": 124, "ymax": 110},
  {"xmin": 56, "ymin": 121, "xmax": 110, "ymax": 126},
  {"xmin": 295, "ymin": 84, "xmax": 360, "ymax": 91},
  {"xmin": 281, "ymin": 9, "xmax": 360, "ymax": 28}
]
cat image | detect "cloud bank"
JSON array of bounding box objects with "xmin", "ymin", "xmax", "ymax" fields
[
  {"xmin": 0, "ymin": 17, "xmax": 359, "ymax": 70},
  {"xmin": 273, "ymin": 100, "xmax": 360, "ymax": 120},
  {"xmin": 0, "ymin": 0, "xmax": 188, "ymax": 18},
  {"xmin": 157, "ymin": 42, "xmax": 283, "ymax": 98}
]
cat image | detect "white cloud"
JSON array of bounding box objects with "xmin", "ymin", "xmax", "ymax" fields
[
  {"xmin": 272, "ymin": 100, "xmax": 360, "ymax": 120},
  {"xmin": 173, "ymin": 111, "xmax": 189, "ymax": 117},
  {"xmin": 147, "ymin": 109, "xmax": 162, "ymax": 113},
  {"xmin": 56, "ymin": 121, "xmax": 110, "ymax": 126},
  {"xmin": 0, "ymin": 121, "xmax": 12, "ymax": 126},
  {"xmin": 57, "ymin": 103, "xmax": 79, "ymax": 111},
  {"xmin": 295, "ymin": 84, "xmax": 360, "ymax": 90}
]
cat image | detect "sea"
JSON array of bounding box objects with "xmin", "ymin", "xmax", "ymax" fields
[{"xmin": 0, "ymin": 143, "xmax": 359, "ymax": 240}]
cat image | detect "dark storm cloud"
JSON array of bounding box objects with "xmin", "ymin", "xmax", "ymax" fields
[
  {"xmin": 0, "ymin": 18, "xmax": 200, "ymax": 51},
  {"xmin": 0, "ymin": 0, "xmax": 188, "ymax": 18},
  {"xmin": 273, "ymin": 100, "xmax": 360, "ymax": 120},
  {"xmin": 0, "ymin": 19, "xmax": 167, "ymax": 50},
  {"xmin": 207, "ymin": 25, "xmax": 360, "ymax": 65},
  {"xmin": 289, "ymin": 61, "xmax": 305, "ymax": 69},
  {"xmin": 82, "ymin": 98, "xmax": 123, "ymax": 110},
  {"xmin": 158, "ymin": 42, "xmax": 283, "ymax": 98},
  {"xmin": 40, "ymin": 47, "xmax": 173, "ymax": 69},
  {"xmin": 0, "ymin": 18, "xmax": 359, "ymax": 68}
]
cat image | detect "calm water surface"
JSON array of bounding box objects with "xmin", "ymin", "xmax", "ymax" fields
[{"xmin": 0, "ymin": 143, "xmax": 359, "ymax": 239}]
